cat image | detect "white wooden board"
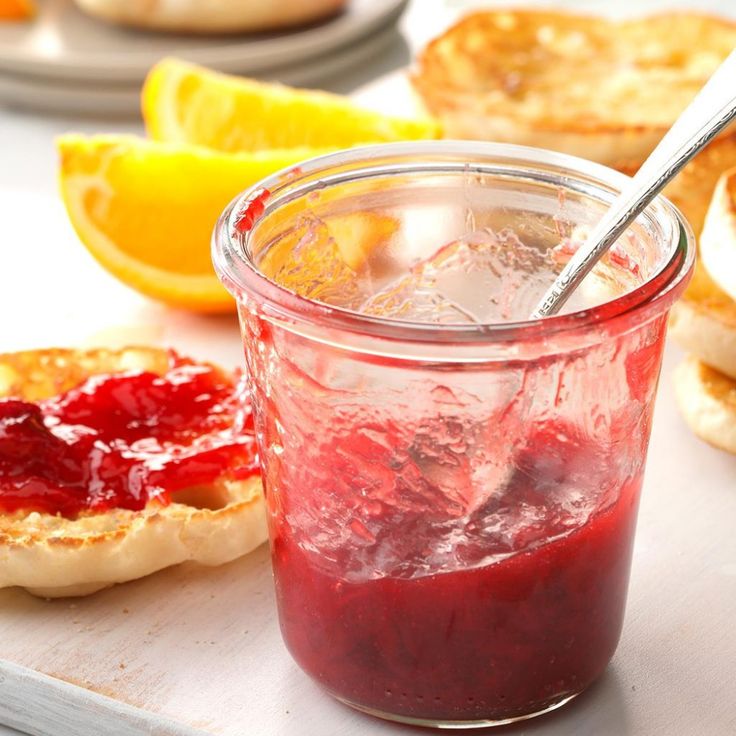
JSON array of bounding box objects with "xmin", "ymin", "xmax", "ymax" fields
[{"xmin": 0, "ymin": 187, "xmax": 735, "ymax": 736}]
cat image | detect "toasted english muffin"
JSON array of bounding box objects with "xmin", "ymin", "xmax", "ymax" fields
[
  {"xmin": 700, "ymin": 168, "xmax": 736, "ymax": 302},
  {"xmin": 674, "ymin": 356, "xmax": 736, "ymax": 454},
  {"xmin": 412, "ymin": 11, "xmax": 736, "ymax": 168},
  {"xmin": 662, "ymin": 134, "xmax": 736, "ymax": 238},
  {"xmin": 72, "ymin": 0, "xmax": 346, "ymax": 33},
  {"xmin": 670, "ymin": 260, "xmax": 736, "ymax": 381},
  {"xmin": 0, "ymin": 347, "xmax": 266, "ymax": 598},
  {"xmin": 616, "ymin": 130, "xmax": 736, "ymax": 239}
]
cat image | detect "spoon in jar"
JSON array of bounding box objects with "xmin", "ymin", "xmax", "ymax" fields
[{"xmin": 530, "ymin": 49, "xmax": 736, "ymax": 320}]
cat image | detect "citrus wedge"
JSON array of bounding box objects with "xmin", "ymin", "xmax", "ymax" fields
[
  {"xmin": 142, "ymin": 58, "xmax": 442, "ymax": 152},
  {"xmin": 0, "ymin": 0, "xmax": 34, "ymax": 20},
  {"xmin": 57, "ymin": 134, "xmax": 328, "ymax": 313}
]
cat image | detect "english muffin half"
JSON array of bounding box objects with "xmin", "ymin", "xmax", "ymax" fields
[
  {"xmin": 412, "ymin": 10, "xmax": 736, "ymax": 169},
  {"xmin": 0, "ymin": 347, "xmax": 266, "ymax": 598},
  {"xmin": 663, "ymin": 134, "xmax": 736, "ymax": 238},
  {"xmin": 670, "ymin": 260, "xmax": 736, "ymax": 382},
  {"xmin": 700, "ymin": 167, "xmax": 736, "ymax": 302},
  {"xmin": 675, "ymin": 356, "xmax": 736, "ymax": 454}
]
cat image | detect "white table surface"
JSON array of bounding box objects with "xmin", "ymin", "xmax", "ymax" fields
[{"xmin": 2, "ymin": 1, "xmax": 736, "ymax": 734}]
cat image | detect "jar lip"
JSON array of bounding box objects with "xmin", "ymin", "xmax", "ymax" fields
[{"xmin": 212, "ymin": 141, "xmax": 694, "ymax": 344}]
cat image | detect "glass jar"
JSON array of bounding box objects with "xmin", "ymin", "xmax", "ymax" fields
[{"xmin": 213, "ymin": 142, "xmax": 693, "ymax": 728}]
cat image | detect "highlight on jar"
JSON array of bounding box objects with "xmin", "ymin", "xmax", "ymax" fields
[{"xmin": 212, "ymin": 141, "xmax": 694, "ymax": 729}]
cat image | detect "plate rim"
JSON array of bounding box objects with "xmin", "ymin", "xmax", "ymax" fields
[
  {"xmin": 0, "ymin": 24, "xmax": 403, "ymax": 115},
  {"xmin": 0, "ymin": 0, "xmax": 407, "ymax": 81}
]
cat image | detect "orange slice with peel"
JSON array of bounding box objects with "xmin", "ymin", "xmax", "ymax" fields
[
  {"xmin": 142, "ymin": 58, "xmax": 442, "ymax": 152},
  {"xmin": 0, "ymin": 0, "xmax": 34, "ymax": 20},
  {"xmin": 57, "ymin": 134, "xmax": 329, "ymax": 313}
]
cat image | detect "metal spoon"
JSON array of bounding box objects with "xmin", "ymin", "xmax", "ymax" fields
[{"xmin": 530, "ymin": 49, "xmax": 736, "ymax": 320}]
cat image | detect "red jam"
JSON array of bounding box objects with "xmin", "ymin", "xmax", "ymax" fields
[
  {"xmin": 270, "ymin": 425, "xmax": 642, "ymax": 723},
  {"xmin": 234, "ymin": 187, "xmax": 271, "ymax": 234},
  {"xmin": 0, "ymin": 353, "xmax": 257, "ymax": 517}
]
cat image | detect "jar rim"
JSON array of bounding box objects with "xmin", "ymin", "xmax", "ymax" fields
[{"xmin": 212, "ymin": 141, "xmax": 694, "ymax": 345}]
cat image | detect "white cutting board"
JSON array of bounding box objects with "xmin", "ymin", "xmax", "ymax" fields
[{"xmin": 1, "ymin": 185, "xmax": 736, "ymax": 736}]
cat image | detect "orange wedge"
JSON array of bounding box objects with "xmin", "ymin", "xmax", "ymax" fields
[
  {"xmin": 142, "ymin": 58, "xmax": 442, "ymax": 152},
  {"xmin": 0, "ymin": 0, "xmax": 34, "ymax": 20},
  {"xmin": 57, "ymin": 134, "xmax": 329, "ymax": 313}
]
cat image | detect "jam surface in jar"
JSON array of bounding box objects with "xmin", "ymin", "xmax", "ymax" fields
[{"xmin": 0, "ymin": 353, "xmax": 257, "ymax": 517}]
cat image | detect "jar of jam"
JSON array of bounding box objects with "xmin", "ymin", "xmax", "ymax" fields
[{"xmin": 213, "ymin": 142, "xmax": 693, "ymax": 728}]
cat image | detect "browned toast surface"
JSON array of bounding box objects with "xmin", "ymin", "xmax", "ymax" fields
[{"xmin": 413, "ymin": 11, "xmax": 736, "ymax": 165}]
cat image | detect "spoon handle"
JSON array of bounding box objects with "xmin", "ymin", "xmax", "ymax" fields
[{"xmin": 530, "ymin": 49, "xmax": 736, "ymax": 320}]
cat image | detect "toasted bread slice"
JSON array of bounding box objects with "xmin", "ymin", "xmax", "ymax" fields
[
  {"xmin": 669, "ymin": 260, "xmax": 736, "ymax": 381},
  {"xmin": 413, "ymin": 11, "xmax": 736, "ymax": 168},
  {"xmin": 0, "ymin": 347, "xmax": 266, "ymax": 598},
  {"xmin": 72, "ymin": 0, "xmax": 346, "ymax": 33},
  {"xmin": 700, "ymin": 168, "xmax": 736, "ymax": 302},
  {"xmin": 675, "ymin": 356, "xmax": 736, "ymax": 453}
]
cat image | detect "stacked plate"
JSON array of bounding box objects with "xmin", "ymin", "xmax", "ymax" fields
[{"xmin": 0, "ymin": 0, "xmax": 407, "ymax": 115}]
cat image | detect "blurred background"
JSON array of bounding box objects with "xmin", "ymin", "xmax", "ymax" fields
[{"xmin": 2, "ymin": 0, "xmax": 735, "ymax": 193}]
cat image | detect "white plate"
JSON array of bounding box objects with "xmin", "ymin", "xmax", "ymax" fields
[
  {"xmin": 0, "ymin": 24, "xmax": 402, "ymax": 116},
  {"xmin": 0, "ymin": 0, "xmax": 407, "ymax": 83}
]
